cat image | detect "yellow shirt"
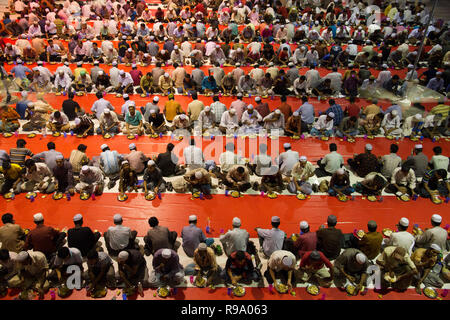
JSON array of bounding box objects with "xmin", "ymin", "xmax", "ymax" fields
[
  {"xmin": 0, "ymin": 163, "xmax": 22, "ymax": 180},
  {"xmin": 164, "ymin": 100, "xmax": 182, "ymax": 122}
]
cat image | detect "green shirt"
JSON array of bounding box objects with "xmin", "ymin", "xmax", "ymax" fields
[{"xmin": 125, "ymin": 111, "xmax": 143, "ymax": 126}]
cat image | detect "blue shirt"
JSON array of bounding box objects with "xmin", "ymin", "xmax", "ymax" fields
[
  {"xmin": 100, "ymin": 150, "xmax": 121, "ymax": 175},
  {"xmin": 325, "ymin": 104, "xmax": 344, "ymax": 126},
  {"xmin": 201, "ymin": 77, "xmax": 217, "ymax": 90},
  {"xmin": 296, "ymin": 102, "xmax": 315, "ymax": 124},
  {"xmin": 10, "ymin": 65, "xmax": 32, "ymax": 79},
  {"xmin": 15, "ymin": 100, "xmax": 29, "ymax": 119},
  {"xmin": 427, "ymin": 78, "xmax": 444, "ymax": 92}
]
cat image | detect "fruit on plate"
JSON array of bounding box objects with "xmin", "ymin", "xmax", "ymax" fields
[
  {"xmin": 140, "ymin": 93, "xmax": 147, "ymax": 97},
  {"xmin": 232, "ymin": 286, "xmax": 246, "ymax": 297},
  {"xmin": 25, "ymin": 192, "xmax": 37, "ymax": 199},
  {"xmin": 267, "ymin": 192, "xmax": 277, "ymax": 199},
  {"xmin": 145, "ymin": 192, "xmax": 156, "ymax": 200},
  {"xmin": 346, "ymin": 284, "xmax": 357, "ymax": 296},
  {"xmin": 382, "ymin": 228, "xmax": 393, "ymax": 238},
  {"xmin": 356, "ymin": 230, "xmax": 365, "ymax": 239},
  {"xmin": 275, "ymin": 283, "xmax": 288, "ymax": 294},
  {"xmin": 384, "ymin": 272, "xmax": 397, "ymax": 283},
  {"xmin": 151, "ymin": 133, "xmax": 159, "ymax": 138},
  {"xmin": 103, "ymin": 133, "xmax": 111, "ymax": 139},
  {"xmin": 3, "ymin": 192, "xmax": 14, "ymax": 199},
  {"xmin": 27, "ymin": 133, "xmax": 36, "ymax": 138},
  {"xmin": 399, "ymin": 194, "xmax": 410, "ymax": 201},
  {"xmin": 127, "ymin": 135, "xmax": 135, "ymax": 139},
  {"xmin": 306, "ymin": 284, "xmax": 320, "ymax": 295},
  {"xmin": 53, "ymin": 132, "xmax": 61, "ymax": 137},
  {"xmin": 423, "ymin": 287, "xmax": 438, "ymax": 299},
  {"xmin": 80, "ymin": 192, "xmax": 90, "ymax": 200},
  {"xmin": 3, "ymin": 133, "xmax": 12, "ymax": 137},
  {"xmin": 76, "ymin": 92, "xmax": 84, "ymax": 96},
  {"xmin": 296, "ymin": 193, "xmax": 306, "ymax": 200},
  {"xmin": 194, "ymin": 276, "xmax": 206, "ymax": 288},
  {"xmin": 117, "ymin": 194, "xmax": 128, "ymax": 202},
  {"xmin": 91, "ymin": 287, "xmax": 107, "ymax": 298},
  {"xmin": 231, "ymin": 191, "xmax": 240, "ymax": 198},
  {"xmin": 157, "ymin": 286, "xmax": 170, "ymax": 297},
  {"xmin": 52, "ymin": 192, "xmax": 64, "ymax": 200},
  {"xmin": 338, "ymin": 194, "xmax": 348, "ymax": 202}
]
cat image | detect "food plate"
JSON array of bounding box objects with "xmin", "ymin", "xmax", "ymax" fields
[
  {"xmin": 116, "ymin": 94, "xmax": 123, "ymax": 98},
  {"xmin": 398, "ymin": 194, "xmax": 410, "ymax": 202},
  {"xmin": 356, "ymin": 230, "xmax": 365, "ymax": 239},
  {"xmin": 76, "ymin": 134, "xmax": 85, "ymax": 138},
  {"xmin": 338, "ymin": 194, "xmax": 348, "ymax": 202},
  {"xmin": 3, "ymin": 193, "xmax": 13, "ymax": 199},
  {"xmin": 145, "ymin": 192, "xmax": 156, "ymax": 200},
  {"xmin": 232, "ymin": 286, "xmax": 246, "ymax": 297},
  {"xmin": 27, "ymin": 133, "xmax": 36, "ymax": 138},
  {"xmin": 57, "ymin": 285, "xmax": 73, "ymax": 298},
  {"xmin": 296, "ymin": 193, "xmax": 307, "ymax": 200},
  {"xmin": 194, "ymin": 276, "xmax": 206, "ymax": 288},
  {"xmin": 103, "ymin": 133, "xmax": 111, "ymax": 139},
  {"xmin": 367, "ymin": 135, "xmax": 374, "ymax": 139},
  {"xmin": 151, "ymin": 134, "xmax": 159, "ymax": 138},
  {"xmin": 306, "ymin": 284, "xmax": 320, "ymax": 296},
  {"xmin": 410, "ymin": 137, "xmax": 419, "ymax": 141},
  {"xmin": 80, "ymin": 192, "xmax": 90, "ymax": 200},
  {"xmin": 394, "ymin": 66, "xmax": 401, "ymax": 70},
  {"xmin": 25, "ymin": 192, "xmax": 37, "ymax": 199},
  {"xmin": 348, "ymin": 138, "xmax": 356, "ymax": 143},
  {"xmin": 321, "ymin": 136, "xmax": 329, "ymax": 141},
  {"xmin": 192, "ymin": 191, "xmax": 201, "ymax": 199},
  {"xmin": 268, "ymin": 135, "xmax": 278, "ymax": 140},
  {"xmin": 125, "ymin": 63, "xmax": 131, "ymax": 67},
  {"xmin": 91, "ymin": 287, "xmax": 107, "ymax": 298},
  {"xmin": 226, "ymin": 134, "xmax": 234, "ymax": 138},
  {"xmin": 291, "ymin": 135, "xmax": 300, "ymax": 140},
  {"xmin": 384, "ymin": 273, "xmax": 397, "ymax": 283},
  {"xmin": 248, "ymin": 134, "xmax": 257, "ymax": 139},
  {"xmin": 140, "ymin": 93, "xmax": 147, "ymax": 97},
  {"xmin": 157, "ymin": 286, "xmax": 170, "ymax": 297},
  {"xmin": 52, "ymin": 132, "xmax": 61, "ymax": 137},
  {"xmin": 244, "ymin": 94, "xmax": 249, "ymax": 98},
  {"xmin": 231, "ymin": 191, "xmax": 240, "ymax": 198},
  {"xmin": 431, "ymin": 195, "xmax": 442, "ymax": 204},
  {"xmin": 367, "ymin": 195, "xmax": 377, "ymax": 202},
  {"xmin": 76, "ymin": 92, "xmax": 84, "ymax": 96},
  {"xmin": 423, "ymin": 287, "xmax": 438, "ymax": 299},
  {"xmin": 345, "ymin": 284, "xmax": 357, "ymax": 296},
  {"xmin": 275, "ymin": 283, "xmax": 289, "ymax": 294},
  {"xmin": 55, "ymin": 92, "xmax": 62, "ymax": 96},
  {"xmin": 3, "ymin": 133, "xmax": 13, "ymax": 138},
  {"xmin": 262, "ymin": 95, "xmax": 268, "ymax": 99},
  {"xmin": 127, "ymin": 135, "xmax": 135, "ymax": 140},
  {"xmin": 203, "ymin": 132, "xmax": 210, "ymax": 137},
  {"xmin": 382, "ymin": 228, "xmax": 393, "ymax": 238},
  {"xmin": 267, "ymin": 192, "xmax": 277, "ymax": 199},
  {"xmin": 52, "ymin": 192, "xmax": 64, "ymax": 200},
  {"xmin": 117, "ymin": 194, "xmax": 128, "ymax": 202},
  {"xmin": 26, "ymin": 61, "xmax": 33, "ymax": 65},
  {"xmin": 386, "ymin": 135, "xmax": 394, "ymax": 140},
  {"xmin": 176, "ymin": 136, "xmax": 183, "ymax": 141}
]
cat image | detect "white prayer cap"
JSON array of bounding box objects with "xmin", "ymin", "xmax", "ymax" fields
[
  {"xmin": 229, "ymin": 108, "xmax": 236, "ymax": 114},
  {"xmin": 94, "ymin": 60, "xmax": 99, "ymax": 65},
  {"xmin": 399, "ymin": 217, "xmax": 409, "ymax": 227},
  {"xmin": 282, "ymin": 256, "xmax": 293, "ymax": 267},
  {"xmin": 122, "ymin": 35, "xmax": 127, "ymax": 40},
  {"xmin": 129, "ymin": 143, "xmax": 136, "ymax": 150},
  {"xmin": 144, "ymin": 53, "xmax": 149, "ymax": 57},
  {"xmin": 150, "ymin": 36, "xmax": 154, "ymax": 40},
  {"xmin": 300, "ymin": 221, "xmax": 309, "ymax": 229},
  {"xmin": 74, "ymin": 118, "xmax": 81, "ymax": 125},
  {"xmin": 129, "ymin": 101, "xmax": 136, "ymax": 107},
  {"xmin": 275, "ymin": 109, "xmax": 281, "ymax": 114},
  {"xmin": 33, "ymin": 213, "xmax": 44, "ymax": 222},
  {"xmin": 147, "ymin": 160, "xmax": 155, "ymax": 166},
  {"xmin": 189, "ymin": 215, "xmax": 197, "ymax": 222},
  {"xmin": 236, "ymin": 63, "xmax": 241, "ymax": 67},
  {"xmin": 64, "ymin": 61, "xmax": 70, "ymax": 66},
  {"xmin": 415, "ymin": 144, "xmax": 423, "ymax": 149},
  {"xmin": 117, "ymin": 251, "xmax": 129, "ymax": 261},
  {"xmin": 174, "ymin": 45, "xmax": 178, "ymax": 49},
  {"xmin": 198, "ymin": 243, "xmax": 207, "ymax": 251},
  {"xmin": 112, "ymin": 61, "xmax": 118, "ymax": 66},
  {"xmin": 153, "ymin": 96, "xmax": 160, "ymax": 102},
  {"xmin": 283, "ymin": 143, "xmax": 291, "ymax": 148},
  {"xmin": 27, "ymin": 102, "xmax": 34, "ymax": 107},
  {"xmin": 215, "ymin": 44, "xmax": 220, "ymax": 48},
  {"xmin": 408, "ymin": 64, "xmax": 414, "ymax": 69},
  {"xmin": 431, "ymin": 214, "xmax": 442, "ymax": 224},
  {"xmin": 150, "ymin": 109, "xmax": 156, "ymax": 114},
  {"xmin": 121, "ymin": 160, "xmax": 129, "ymax": 165},
  {"xmin": 237, "ymin": 47, "xmax": 242, "ymax": 52},
  {"xmin": 55, "ymin": 155, "xmax": 64, "ymax": 160},
  {"xmin": 382, "ymin": 64, "xmax": 388, "ymax": 69},
  {"xmin": 119, "ymin": 70, "xmax": 125, "ymax": 75},
  {"xmin": 113, "ymin": 214, "xmax": 122, "ymax": 223},
  {"xmin": 414, "ymin": 114, "xmax": 422, "ymax": 120},
  {"xmin": 430, "ymin": 244, "xmax": 441, "ymax": 252},
  {"xmin": 436, "ymin": 71, "xmax": 443, "ymax": 76},
  {"xmin": 205, "ymin": 106, "xmax": 211, "ymax": 112},
  {"xmin": 73, "ymin": 214, "xmax": 83, "ymax": 222},
  {"xmin": 247, "ymin": 104, "xmax": 253, "ymax": 110},
  {"xmin": 255, "ymin": 97, "xmax": 261, "ymax": 102},
  {"xmin": 16, "ymin": 251, "xmax": 29, "ymax": 262},
  {"xmin": 232, "ymin": 217, "xmax": 241, "ymax": 227},
  {"xmin": 271, "ymin": 216, "xmax": 280, "ymax": 223},
  {"xmin": 81, "ymin": 165, "xmax": 89, "ymax": 172},
  {"xmin": 355, "ymin": 253, "xmax": 367, "ymax": 264},
  {"xmin": 195, "ymin": 170, "xmax": 203, "ymax": 179},
  {"xmin": 300, "ymin": 156, "xmax": 307, "ymax": 162},
  {"xmin": 161, "ymin": 249, "xmax": 171, "ymax": 258},
  {"xmin": 391, "ymin": 110, "xmax": 398, "ymax": 116},
  {"xmin": 365, "ymin": 144, "xmax": 373, "ymax": 151},
  {"xmin": 180, "ymin": 114, "xmax": 187, "ymax": 120},
  {"xmin": 358, "ymin": 26, "xmax": 362, "ymax": 30},
  {"xmin": 293, "ymin": 111, "xmax": 300, "ymax": 117},
  {"xmin": 336, "ymin": 168, "xmax": 345, "ymax": 175},
  {"xmin": 328, "ymin": 112, "xmax": 335, "ymax": 118},
  {"xmin": 164, "ymin": 72, "xmax": 169, "ymax": 77},
  {"xmin": 17, "ymin": 59, "xmax": 23, "ymax": 64},
  {"xmin": 104, "ymin": 109, "xmax": 110, "ymax": 114},
  {"xmin": 101, "ymin": 144, "xmax": 109, "ymax": 151},
  {"xmin": 288, "ymin": 62, "xmax": 294, "ymax": 67}
]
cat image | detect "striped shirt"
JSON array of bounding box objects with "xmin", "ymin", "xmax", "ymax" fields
[{"xmin": 9, "ymin": 147, "xmax": 34, "ymax": 166}]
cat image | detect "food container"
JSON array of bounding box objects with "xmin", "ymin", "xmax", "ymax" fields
[
  {"xmin": 52, "ymin": 192, "xmax": 64, "ymax": 200},
  {"xmin": 296, "ymin": 193, "xmax": 307, "ymax": 200},
  {"xmin": 232, "ymin": 286, "xmax": 246, "ymax": 297},
  {"xmin": 80, "ymin": 192, "xmax": 90, "ymax": 200},
  {"xmin": 423, "ymin": 287, "xmax": 438, "ymax": 299},
  {"xmin": 306, "ymin": 284, "xmax": 320, "ymax": 296},
  {"xmin": 25, "ymin": 192, "xmax": 37, "ymax": 199},
  {"xmin": 117, "ymin": 194, "xmax": 128, "ymax": 202},
  {"xmin": 157, "ymin": 286, "xmax": 170, "ymax": 298}
]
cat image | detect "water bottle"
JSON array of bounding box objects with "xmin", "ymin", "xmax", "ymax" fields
[
  {"xmin": 260, "ymin": 191, "xmax": 264, "ymax": 197},
  {"xmin": 30, "ymin": 195, "xmax": 35, "ymax": 202},
  {"xmin": 190, "ymin": 276, "xmax": 194, "ymax": 284},
  {"xmin": 157, "ymin": 192, "xmax": 162, "ymax": 200}
]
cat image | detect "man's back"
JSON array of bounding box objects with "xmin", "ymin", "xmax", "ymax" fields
[
  {"xmin": 0, "ymin": 223, "xmax": 24, "ymax": 252},
  {"xmin": 146, "ymin": 225, "xmax": 171, "ymax": 253},
  {"xmin": 316, "ymin": 227, "xmax": 343, "ymax": 260},
  {"xmin": 181, "ymin": 224, "xmax": 205, "ymax": 257},
  {"xmin": 25, "ymin": 224, "xmax": 58, "ymax": 255},
  {"xmin": 68, "ymin": 226, "xmax": 96, "ymax": 256}
]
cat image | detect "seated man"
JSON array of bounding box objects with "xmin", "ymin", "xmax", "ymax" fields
[
  {"xmin": 19, "ymin": 159, "xmax": 55, "ymax": 194},
  {"xmin": 155, "ymin": 143, "xmax": 186, "ymax": 177},
  {"xmin": 418, "ymin": 169, "xmax": 449, "ymax": 200},
  {"xmin": 53, "ymin": 156, "xmax": 75, "ymax": 196},
  {"xmin": 72, "ymin": 115, "xmax": 94, "ymax": 136},
  {"xmin": 73, "ymin": 71, "xmax": 93, "ymax": 93},
  {"xmin": 122, "ymin": 105, "xmax": 145, "ymax": 136},
  {"xmin": 0, "ymin": 249, "xmax": 18, "ymax": 296},
  {"xmin": 143, "ymin": 160, "xmax": 167, "ymax": 195},
  {"xmin": 354, "ymin": 172, "xmax": 387, "ymax": 196},
  {"xmin": 144, "ymin": 217, "xmax": 178, "ymax": 256},
  {"xmin": 384, "ymin": 161, "xmax": 417, "ymax": 197},
  {"xmin": 0, "ymin": 213, "xmax": 26, "ymax": 253},
  {"xmin": 263, "ymin": 109, "xmax": 284, "ymax": 135},
  {"xmin": 103, "ymin": 214, "xmax": 138, "ymax": 257},
  {"xmin": 75, "ymin": 166, "xmax": 105, "ymax": 196},
  {"xmin": 336, "ymin": 116, "xmax": 359, "ymax": 139},
  {"xmin": 312, "ymin": 78, "xmax": 333, "ymax": 97},
  {"xmin": 422, "ymin": 114, "xmax": 445, "ymax": 139},
  {"xmin": 293, "ymin": 221, "xmax": 317, "ymax": 259},
  {"xmin": 376, "ymin": 246, "xmax": 419, "ymax": 291},
  {"xmin": 316, "ymin": 143, "xmax": 344, "ymax": 177},
  {"xmin": 260, "ymin": 168, "xmax": 285, "ymax": 194},
  {"xmin": 183, "ymin": 168, "xmax": 212, "ymax": 196},
  {"xmin": 145, "ymin": 110, "xmax": 167, "ymax": 135},
  {"xmin": 298, "ymin": 250, "xmax": 334, "ymax": 287},
  {"xmin": 310, "ymin": 112, "xmax": 335, "ymax": 137},
  {"xmin": 118, "ymin": 161, "xmax": 138, "ymax": 197},
  {"xmin": 381, "ymin": 110, "xmax": 402, "ymax": 137},
  {"xmin": 221, "ymin": 250, "xmax": 260, "ymax": 285},
  {"xmin": 347, "ymin": 144, "xmax": 380, "ymax": 178},
  {"xmin": 358, "ymin": 220, "xmax": 383, "ymax": 260},
  {"xmin": 46, "ymin": 111, "xmax": 70, "ymax": 133},
  {"xmin": 264, "ymin": 250, "xmax": 297, "ymax": 291},
  {"xmin": 97, "ymin": 109, "xmax": 121, "ymax": 135},
  {"xmin": 149, "ymin": 249, "xmax": 185, "ymax": 287},
  {"xmin": 359, "ymin": 113, "xmax": 384, "ymax": 136},
  {"xmin": 219, "ymin": 108, "xmax": 239, "ymax": 134},
  {"xmin": 328, "ymin": 168, "xmax": 354, "ymax": 197},
  {"xmin": 333, "ymin": 249, "xmax": 369, "ymax": 293},
  {"xmin": 224, "ymin": 165, "xmax": 251, "ymax": 193},
  {"xmin": 197, "ymin": 106, "xmax": 216, "ymax": 133},
  {"xmin": 85, "ymin": 250, "xmax": 117, "ymax": 295},
  {"xmin": 411, "ymin": 244, "xmax": 443, "ymax": 293},
  {"xmin": 289, "ymin": 156, "xmax": 316, "ymax": 195},
  {"xmin": 284, "ymin": 112, "xmax": 304, "ymax": 136},
  {"xmin": 49, "ymin": 247, "xmax": 83, "ymax": 288},
  {"xmin": 256, "ymin": 216, "xmax": 286, "ymax": 258},
  {"xmin": 117, "ymin": 249, "xmax": 148, "ymax": 297},
  {"xmin": 115, "ymin": 70, "xmax": 134, "ymax": 94},
  {"xmin": 8, "ymin": 251, "xmax": 49, "ymax": 299},
  {"xmin": 181, "ymin": 215, "xmax": 210, "ymax": 258},
  {"xmin": 0, "ymin": 103, "xmax": 20, "ymax": 133},
  {"xmin": 185, "ymin": 243, "xmax": 222, "ymax": 287},
  {"xmin": 68, "ymin": 214, "xmax": 101, "ymax": 258}
]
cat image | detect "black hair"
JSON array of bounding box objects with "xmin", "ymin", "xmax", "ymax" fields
[
  {"xmin": 78, "ymin": 144, "xmax": 87, "ymax": 152},
  {"xmin": 390, "ymin": 144, "xmax": 399, "ymax": 153},
  {"xmin": 0, "ymin": 249, "xmax": 9, "ymax": 261},
  {"xmin": 57, "ymin": 247, "xmax": 70, "ymax": 259},
  {"xmin": 16, "ymin": 139, "xmax": 26, "ymax": 147},
  {"xmin": 281, "ymin": 95, "xmax": 287, "ymax": 102},
  {"xmin": 1, "ymin": 213, "xmax": 13, "ymax": 224},
  {"xmin": 237, "ymin": 166, "xmax": 245, "ymax": 174},
  {"xmin": 87, "ymin": 250, "xmax": 99, "ymax": 260},
  {"xmin": 47, "ymin": 142, "xmax": 56, "ymax": 150},
  {"xmin": 149, "ymin": 217, "xmax": 159, "ymax": 227},
  {"xmin": 235, "ymin": 250, "xmax": 246, "ymax": 260},
  {"xmin": 271, "ymin": 222, "xmax": 280, "ymax": 228},
  {"xmin": 167, "ymin": 143, "xmax": 175, "ymax": 152},
  {"xmin": 433, "ymin": 146, "xmax": 442, "ymax": 155},
  {"xmin": 96, "ymin": 91, "xmax": 103, "ymax": 99},
  {"xmin": 329, "ymin": 143, "xmax": 337, "ymax": 152},
  {"xmin": 24, "ymin": 159, "xmax": 35, "ymax": 168}
]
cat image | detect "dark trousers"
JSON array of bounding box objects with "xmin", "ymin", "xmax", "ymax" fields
[{"xmin": 264, "ymin": 269, "xmax": 297, "ymax": 285}]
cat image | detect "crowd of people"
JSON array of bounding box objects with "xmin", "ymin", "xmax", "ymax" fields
[{"xmin": 0, "ymin": 211, "xmax": 448, "ymax": 298}]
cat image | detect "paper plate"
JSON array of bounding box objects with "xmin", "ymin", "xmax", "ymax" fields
[
  {"xmin": 338, "ymin": 194, "xmax": 348, "ymax": 202},
  {"xmin": 367, "ymin": 195, "xmax": 377, "ymax": 202},
  {"xmin": 103, "ymin": 133, "xmax": 112, "ymax": 139},
  {"xmin": 275, "ymin": 283, "xmax": 289, "ymax": 294},
  {"xmin": 52, "ymin": 132, "xmax": 61, "ymax": 137},
  {"xmin": 410, "ymin": 137, "xmax": 419, "ymax": 141},
  {"xmin": 3, "ymin": 193, "xmax": 14, "ymax": 199},
  {"xmin": 157, "ymin": 286, "xmax": 170, "ymax": 298},
  {"xmin": 117, "ymin": 194, "xmax": 128, "ymax": 202},
  {"xmin": 52, "ymin": 192, "xmax": 64, "ymax": 200},
  {"xmin": 231, "ymin": 191, "xmax": 240, "ymax": 198},
  {"xmin": 423, "ymin": 287, "xmax": 438, "ymax": 299},
  {"xmin": 262, "ymin": 95, "xmax": 268, "ymax": 99},
  {"xmin": 3, "ymin": 133, "xmax": 13, "ymax": 138},
  {"xmin": 367, "ymin": 135, "xmax": 374, "ymax": 139},
  {"xmin": 27, "ymin": 133, "xmax": 36, "ymax": 138},
  {"xmin": 91, "ymin": 287, "xmax": 107, "ymax": 298},
  {"xmin": 76, "ymin": 92, "xmax": 84, "ymax": 96},
  {"xmin": 345, "ymin": 284, "xmax": 357, "ymax": 296},
  {"xmin": 296, "ymin": 193, "xmax": 307, "ymax": 200},
  {"xmin": 386, "ymin": 135, "xmax": 394, "ymax": 140},
  {"xmin": 347, "ymin": 138, "xmax": 356, "ymax": 143},
  {"xmin": 267, "ymin": 192, "xmax": 278, "ymax": 199},
  {"xmin": 431, "ymin": 195, "xmax": 442, "ymax": 204},
  {"xmin": 398, "ymin": 194, "xmax": 410, "ymax": 202},
  {"xmin": 306, "ymin": 284, "xmax": 320, "ymax": 296},
  {"xmin": 77, "ymin": 134, "xmax": 86, "ymax": 138},
  {"xmin": 192, "ymin": 191, "xmax": 201, "ymax": 199},
  {"xmin": 55, "ymin": 92, "xmax": 62, "ymax": 96},
  {"xmin": 382, "ymin": 228, "xmax": 393, "ymax": 238},
  {"xmin": 26, "ymin": 61, "xmax": 33, "ymax": 65},
  {"xmin": 140, "ymin": 94, "xmax": 147, "ymax": 97},
  {"xmin": 25, "ymin": 192, "xmax": 37, "ymax": 199},
  {"xmin": 321, "ymin": 136, "xmax": 329, "ymax": 141},
  {"xmin": 232, "ymin": 286, "xmax": 246, "ymax": 297},
  {"xmin": 151, "ymin": 134, "xmax": 159, "ymax": 138},
  {"xmin": 80, "ymin": 192, "xmax": 90, "ymax": 200},
  {"xmin": 268, "ymin": 135, "xmax": 279, "ymax": 140},
  {"xmin": 127, "ymin": 135, "xmax": 135, "ymax": 140},
  {"xmin": 116, "ymin": 94, "xmax": 123, "ymax": 98},
  {"xmin": 145, "ymin": 192, "xmax": 156, "ymax": 200}
]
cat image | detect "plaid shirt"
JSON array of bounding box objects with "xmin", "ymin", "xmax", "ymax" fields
[{"xmin": 325, "ymin": 104, "xmax": 344, "ymax": 126}]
